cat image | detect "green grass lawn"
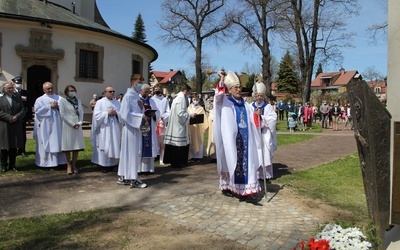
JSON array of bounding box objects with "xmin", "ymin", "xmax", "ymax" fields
[{"xmin": 274, "ymin": 153, "xmax": 367, "ymax": 219}]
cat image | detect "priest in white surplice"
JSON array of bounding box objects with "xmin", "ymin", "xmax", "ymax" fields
[
  {"xmin": 213, "ymin": 71, "xmax": 262, "ymax": 203},
  {"xmin": 90, "ymin": 86, "xmax": 121, "ymax": 172},
  {"xmin": 117, "ymin": 74, "xmax": 148, "ymax": 188},
  {"xmin": 138, "ymin": 84, "xmax": 159, "ymax": 174},
  {"xmin": 251, "ymin": 79, "xmax": 277, "ymax": 180},
  {"xmin": 163, "ymin": 84, "xmax": 194, "ymax": 168},
  {"xmin": 34, "ymin": 82, "xmax": 66, "ymax": 167},
  {"xmin": 151, "ymin": 84, "xmax": 170, "ymax": 165}
]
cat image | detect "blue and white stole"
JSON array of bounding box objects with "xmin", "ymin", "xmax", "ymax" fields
[
  {"xmin": 228, "ymin": 96, "xmax": 249, "ymax": 184},
  {"xmin": 252, "ymin": 101, "xmax": 267, "ymax": 114},
  {"xmin": 141, "ymin": 96, "xmax": 153, "ymax": 157}
]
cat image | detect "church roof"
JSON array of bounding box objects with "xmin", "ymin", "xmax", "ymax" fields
[{"xmin": 0, "ymin": 0, "xmax": 158, "ymax": 61}]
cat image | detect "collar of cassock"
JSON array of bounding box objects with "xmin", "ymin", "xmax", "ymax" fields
[
  {"xmin": 252, "ymin": 101, "xmax": 267, "ymax": 109},
  {"xmin": 228, "ymin": 95, "xmax": 245, "ymax": 107}
]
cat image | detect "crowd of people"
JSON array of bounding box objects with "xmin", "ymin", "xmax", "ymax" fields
[
  {"xmin": 273, "ymin": 99, "xmax": 353, "ymax": 132},
  {"xmin": 1, "ymin": 72, "xmax": 282, "ymax": 203},
  {"xmin": 1, "ymin": 71, "xmax": 355, "ymax": 204}
]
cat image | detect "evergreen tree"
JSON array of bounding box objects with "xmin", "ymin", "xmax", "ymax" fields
[
  {"xmin": 276, "ymin": 51, "xmax": 300, "ymax": 94},
  {"xmin": 132, "ymin": 13, "xmax": 147, "ymax": 43},
  {"xmin": 315, "ymin": 63, "xmax": 323, "ymax": 78}
]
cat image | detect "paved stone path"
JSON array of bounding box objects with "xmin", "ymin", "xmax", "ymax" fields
[{"xmin": 1, "ymin": 128, "xmax": 357, "ymax": 249}]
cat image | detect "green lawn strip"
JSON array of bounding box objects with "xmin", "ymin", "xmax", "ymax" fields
[
  {"xmin": 277, "ymin": 134, "xmax": 315, "ymax": 146},
  {"xmin": 274, "ymin": 153, "xmax": 367, "ymax": 219},
  {"xmin": 0, "ymin": 207, "xmax": 127, "ymax": 249}
]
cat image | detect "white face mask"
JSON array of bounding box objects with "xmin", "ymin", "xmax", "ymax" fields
[
  {"xmin": 15, "ymin": 84, "xmax": 22, "ymax": 90},
  {"xmin": 193, "ymin": 101, "xmax": 199, "ymax": 105},
  {"xmin": 68, "ymin": 92, "xmax": 76, "ymax": 98}
]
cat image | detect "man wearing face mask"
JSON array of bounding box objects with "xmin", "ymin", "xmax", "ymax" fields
[
  {"xmin": 187, "ymin": 95, "xmax": 208, "ymax": 161},
  {"xmin": 163, "ymin": 84, "xmax": 195, "ymax": 168},
  {"xmin": 12, "ymin": 76, "xmax": 31, "ymax": 156},
  {"xmin": 117, "ymin": 74, "xmax": 148, "ymax": 188},
  {"xmin": 151, "ymin": 84, "xmax": 170, "ymax": 165}
]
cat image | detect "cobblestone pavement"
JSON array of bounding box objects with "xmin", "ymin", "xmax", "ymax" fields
[{"xmin": 4, "ymin": 128, "xmax": 357, "ymax": 249}]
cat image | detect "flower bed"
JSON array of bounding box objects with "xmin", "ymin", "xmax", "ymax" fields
[{"xmin": 294, "ymin": 224, "xmax": 372, "ymax": 250}]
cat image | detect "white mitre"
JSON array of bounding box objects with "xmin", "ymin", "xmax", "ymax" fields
[
  {"xmin": 253, "ymin": 82, "xmax": 267, "ymax": 95},
  {"xmin": 224, "ymin": 71, "xmax": 240, "ymax": 89}
]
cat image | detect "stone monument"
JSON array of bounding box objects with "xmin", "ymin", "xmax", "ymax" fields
[{"xmin": 347, "ymin": 80, "xmax": 391, "ymax": 249}]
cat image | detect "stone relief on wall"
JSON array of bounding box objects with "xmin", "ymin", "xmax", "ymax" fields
[{"xmin": 15, "ymin": 29, "xmax": 64, "ymax": 59}]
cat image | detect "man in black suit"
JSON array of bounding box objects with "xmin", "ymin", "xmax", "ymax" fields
[
  {"xmin": 0, "ymin": 82, "xmax": 26, "ymax": 171},
  {"xmin": 12, "ymin": 76, "xmax": 31, "ymax": 156}
]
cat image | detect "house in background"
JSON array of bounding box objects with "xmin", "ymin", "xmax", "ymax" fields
[
  {"xmin": 311, "ymin": 67, "xmax": 362, "ymax": 93},
  {"xmin": 149, "ymin": 69, "xmax": 186, "ymax": 95},
  {"xmin": 0, "ymin": 0, "xmax": 157, "ymax": 117},
  {"xmin": 367, "ymin": 79, "xmax": 387, "ymax": 104}
]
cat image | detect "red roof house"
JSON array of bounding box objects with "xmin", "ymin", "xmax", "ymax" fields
[
  {"xmin": 311, "ymin": 68, "xmax": 362, "ymax": 92},
  {"xmin": 149, "ymin": 69, "xmax": 187, "ymax": 94}
]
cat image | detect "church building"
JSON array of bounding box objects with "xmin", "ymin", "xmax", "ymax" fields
[{"xmin": 0, "ymin": 0, "xmax": 158, "ymax": 115}]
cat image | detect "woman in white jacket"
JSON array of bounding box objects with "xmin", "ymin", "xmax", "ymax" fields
[{"xmin": 59, "ymin": 85, "xmax": 84, "ymax": 174}]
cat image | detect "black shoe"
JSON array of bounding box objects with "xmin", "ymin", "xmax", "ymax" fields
[
  {"xmin": 221, "ymin": 190, "xmax": 234, "ymax": 197},
  {"xmin": 244, "ymin": 194, "xmax": 262, "ymax": 204},
  {"xmin": 101, "ymin": 167, "xmax": 109, "ymax": 173}
]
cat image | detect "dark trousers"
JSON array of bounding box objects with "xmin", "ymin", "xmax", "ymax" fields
[
  {"xmin": 1, "ymin": 148, "xmax": 17, "ymax": 169},
  {"xmin": 321, "ymin": 114, "xmax": 329, "ymax": 128},
  {"xmin": 18, "ymin": 121, "xmax": 27, "ymax": 154},
  {"xmin": 163, "ymin": 144, "xmax": 189, "ymax": 168},
  {"xmin": 278, "ymin": 110, "xmax": 285, "ymax": 121}
]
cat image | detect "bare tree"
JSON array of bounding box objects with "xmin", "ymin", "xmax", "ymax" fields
[
  {"xmin": 232, "ymin": 0, "xmax": 284, "ymax": 97},
  {"xmin": 367, "ymin": 0, "xmax": 387, "ymax": 43},
  {"xmin": 362, "ymin": 65, "xmax": 384, "ymax": 82},
  {"xmin": 281, "ymin": 0, "xmax": 359, "ymax": 104},
  {"xmin": 158, "ymin": 0, "xmax": 232, "ymax": 94}
]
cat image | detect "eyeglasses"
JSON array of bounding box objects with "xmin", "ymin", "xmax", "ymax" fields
[{"xmin": 106, "ymin": 91, "xmax": 115, "ymax": 93}]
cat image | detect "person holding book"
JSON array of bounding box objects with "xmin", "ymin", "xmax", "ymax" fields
[
  {"xmin": 188, "ymin": 95, "xmax": 208, "ymax": 161},
  {"xmin": 138, "ymin": 84, "xmax": 159, "ymax": 174}
]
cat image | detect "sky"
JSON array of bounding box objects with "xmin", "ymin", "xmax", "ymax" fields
[{"xmin": 96, "ymin": 0, "xmax": 388, "ymax": 78}]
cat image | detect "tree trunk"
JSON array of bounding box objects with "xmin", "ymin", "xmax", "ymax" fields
[
  {"xmin": 261, "ymin": 51, "xmax": 272, "ymax": 98},
  {"xmin": 195, "ymin": 39, "xmax": 203, "ymax": 95}
]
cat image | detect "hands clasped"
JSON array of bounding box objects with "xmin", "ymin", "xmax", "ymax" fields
[{"xmin": 50, "ymin": 101, "xmax": 59, "ymax": 109}]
